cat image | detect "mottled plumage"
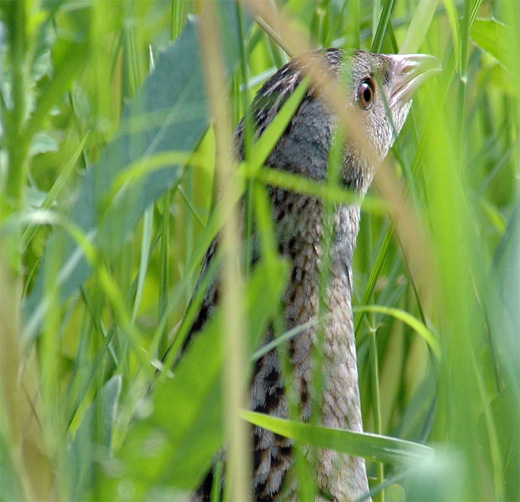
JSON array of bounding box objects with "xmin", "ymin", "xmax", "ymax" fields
[{"xmin": 189, "ymin": 48, "xmax": 440, "ymax": 501}]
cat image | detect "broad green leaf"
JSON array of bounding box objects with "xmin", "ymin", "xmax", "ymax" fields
[
  {"xmin": 471, "ymin": 18, "xmax": 513, "ymax": 71},
  {"xmin": 241, "ymin": 411, "xmax": 433, "ymax": 465},
  {"xmin": 493, "ymin": 204, "xmax": 520, "ymax": 384},
  {"xmin": 105, "ymin": 258, "xmax": 289, "ymax": 497},
  {"xmin": 23, "ymin": 5, "xmax": 250, "ymax": 341},
  {"xmin": 487, "ymin": 205, "xmax": 520, "ymax": 500}
]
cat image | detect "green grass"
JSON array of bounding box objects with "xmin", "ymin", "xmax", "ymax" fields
[{"xmin": 0, "ymin": 0, "xmax": 518, "ymax": 500}]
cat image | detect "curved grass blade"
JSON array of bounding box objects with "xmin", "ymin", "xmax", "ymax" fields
[
  {"xmin": 240, "ymin": 410, "xmax": 433, "ymax": 465},
  {"xmin": 399, "ymin": 0, "xmax": 439, "ymax": 54},
  {"xmin": 354, "ymin": 304, "xmax": 441, "ymax": 358}
]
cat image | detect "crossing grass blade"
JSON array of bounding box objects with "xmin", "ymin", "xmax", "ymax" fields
[{"xmin": 241, "ymin": 411, "xmax": 433, "ymax": 465}]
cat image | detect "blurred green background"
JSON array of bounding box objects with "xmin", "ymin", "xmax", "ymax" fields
[{"xmin": 0, "ymin": 0, "xmax": 518, "ymax": 500}]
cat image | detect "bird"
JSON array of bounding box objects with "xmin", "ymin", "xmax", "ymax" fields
[{"xmin": 189, "ymin": 48, "xmax": 441, "ymax": 501}]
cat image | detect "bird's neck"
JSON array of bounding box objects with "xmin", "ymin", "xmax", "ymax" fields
[
  {"xmin": 274, "ymin": 191, "xmax": 362, "ymax": 421},
  {"xmin": 272, "ymin": 187, "xmax": 369, "ymax": 500},
  {"xmin": 273, "ymin": 188, "xmax": 361, "ymax": 305}
]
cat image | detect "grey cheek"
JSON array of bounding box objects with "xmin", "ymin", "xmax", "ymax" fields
[{"xmin": 366, "ymin": 113, "xmax": 393, "ymax": 159}]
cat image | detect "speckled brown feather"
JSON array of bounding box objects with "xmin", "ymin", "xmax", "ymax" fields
[{"xmin": 190, "ymin": 48, "xmax": 421, "ymax": 501}]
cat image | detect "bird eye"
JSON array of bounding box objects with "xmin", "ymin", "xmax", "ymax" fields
[{"xmin": 358, "ymin": 78, "xmax": 375, "ymax": 110}]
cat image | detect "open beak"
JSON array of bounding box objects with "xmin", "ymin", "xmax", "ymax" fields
[{"xmin": 387, "ymin": 54, "xmax": 442, "ymax": 107}]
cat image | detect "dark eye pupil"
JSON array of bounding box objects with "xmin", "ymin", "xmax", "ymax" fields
[{"xmin": 359, "ymin": 79, "xmax": 374, "ymax": 109}]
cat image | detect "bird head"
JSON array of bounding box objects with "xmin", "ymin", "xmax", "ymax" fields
[
  {"xmin": 238, "ymin": 48, "xmax": 441, "ymax": 193},
  {"xmin": 341, "ymin": 50, "xmax": 441, "ymax": 190}
]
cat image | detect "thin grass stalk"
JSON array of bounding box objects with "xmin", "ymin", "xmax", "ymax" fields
[
  {"xmin": 310, "ymin": 0, "xmax": 321, "ymax": 44},
  {"xmin": 352, "ymin": 0, "xmax": 361, "ymax": 48},
  {"xmin": 172, "ymin": 0, "xmax": 186, "ymax": 41},
  {"xmin": 0, "ymin": 257, "xmax": 32, "ymax": 501},
  {"xmin": 90, "ymin": 0, "xmax": 113, "ymax": 136},
  {"xmin": 363, "ymin": 208, "xmax": 384, "ymax": 502},
  {"xmin": 265, "ymin": 0, "xmax": 291, "ymax": 63},
  {"xmin": 183, "ymin": 172, "xmax": 197, "ymax": 295},
  {"xmin": 40, "ymin": 235, "xmax": 65, "ymax": 499},
  {"xmin": 1, "ymin": 0, "xmax": 30, "ymax": 289},
  {"xmin": 255, "ymin": 14, "xmax": 294, "ymax": 58},
  {"xmin": 124, "ymin": 18, "xmax": 144, "ymax": 100},
  {"xmin": 321, "ymin": 0, "xmax": 333, "ymax": 48},
  {"xmin": 399, "ymin": 0, "xmax": 439, "ymax": 55},
  {"xmin": 468, "ymin": 345, "xmax": 504, "ymax": 500},
  {"xmin": 132, "ymin": 205, "xmax": 154, "ymax": 322},
  {"xmin": 423, "ymin": 67, "xmax": 483, "ymax": 500},
  {"xmin": 159, "ymin": 190, "xmax": 171, "ymax": 360},
  {"xmin": 89, "ymin": 275, "xmax": 106, "ymax": 501},
  {"xmin": 197, "ymin": 1, "xmax": 249, "ymax": 500},
  {"xmin": 4, "ymin": 0, "xmax": 28, "ymax": 211},
  {"xmin": 368, "ymin": 328, "xmax": 384, "ymax": 502},
  {"xmin": 236, "ymin": 1, "xmax": 255, "ymax": 278},
  {"xmin": 355, "ymin": 225, "xmax": 392, "ymax": 338},
  {"xmin": 371, "ymin": 0, "xmax": 396, "ymax": 53},
  {"xmin": 371, "ymin": 0, "xmax": 380, "ymax": 47}
]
